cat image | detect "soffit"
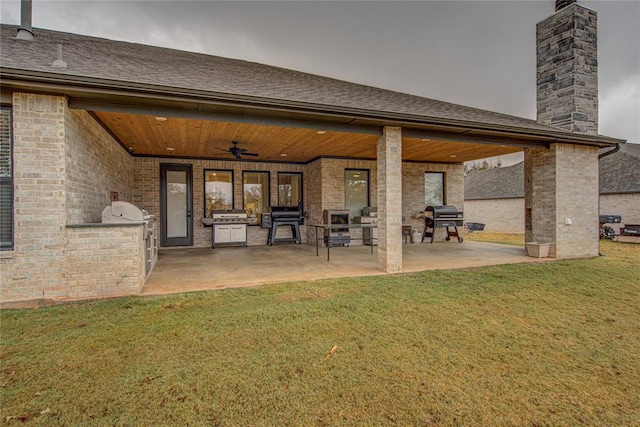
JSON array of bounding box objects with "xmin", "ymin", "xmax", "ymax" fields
[{"xmin": 93, "ymin": 111, "xmax": 522, "ymax": 163}]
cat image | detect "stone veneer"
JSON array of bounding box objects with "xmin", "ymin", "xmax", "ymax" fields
[{"xmin": 536, "ymin": 3, "xmax": 598, "ymax": 134}]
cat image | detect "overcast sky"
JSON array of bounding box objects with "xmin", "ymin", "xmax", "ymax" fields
[{"xmin": 1, "ymin": 0, "xmax": 638, "ymax": 161}]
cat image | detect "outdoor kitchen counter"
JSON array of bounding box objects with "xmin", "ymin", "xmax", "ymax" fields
[
  {"xmin": 67, "ymin": 222, "xmax": 146, "ymax": 228},
  {"xmin": 309, "ymin": 223, "xmax": 378, "ymax": 261}
]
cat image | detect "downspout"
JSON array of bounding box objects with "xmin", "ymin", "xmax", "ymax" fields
[{"xmin": 597, "ymin": 143, "xmax": 623, "ymax": 255}]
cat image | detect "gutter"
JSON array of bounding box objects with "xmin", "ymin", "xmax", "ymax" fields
[{"xmin": 598, "ymin": 143, "xmax": 623, "ymax": 159}]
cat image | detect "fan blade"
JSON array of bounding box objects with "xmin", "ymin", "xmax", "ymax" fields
[
  {"xmin": 216, "ymin": 147, "xmax": 230, "ymax": 152},
  {"xmin": 242, "ymin": 152, "xmax": 259, "ymax": 157},
  {"xmin": 233, "ymin": 152, "xmax": 242, "ymax": 160}
]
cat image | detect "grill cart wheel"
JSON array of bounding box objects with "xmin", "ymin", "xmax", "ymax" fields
[{"xmin": 458, "ymin": 237, "xmax": 464, "ymax": 243}]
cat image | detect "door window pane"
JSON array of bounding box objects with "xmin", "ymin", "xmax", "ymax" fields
[
  {"xmin": 205, "ymin": 170, "xmax": 233, "ymax": 216},
  {"xmin": 425, "ymin": 172, "xmax": 445, "ymax": 206},
  {"xmin": 166, "ymin": 170, "xmax": 188, "ymax": 238},
  {"xmin": 278, "ymin": 172, "xmax": 302, "ymax": 208},
  {"xmin": 243, "ymin": 171, "xmax": 270, "ymax": 223},
  {"xmin": 345, "ymin": 169, "xmax": 369, "ymax": 218}
]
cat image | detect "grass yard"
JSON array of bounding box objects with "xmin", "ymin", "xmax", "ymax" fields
[
  {"xmin": 1, "ymin": 239, "xmax": 639, "ymax": 426},
  {"xmin": 465, "ymin": 231, "xmax": 525, "ymax": 246}
]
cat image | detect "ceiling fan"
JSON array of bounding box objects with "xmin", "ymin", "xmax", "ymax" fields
[{"xmin": 216, "ymin": 141, "xmax": 259, "ymax": 160}]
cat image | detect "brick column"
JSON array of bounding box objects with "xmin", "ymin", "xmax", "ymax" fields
[
  {"xmin": 377, "ymin": 126, "xmax": 402, "ymax": 272},
  {"xmin": 6, "ymin": 93, "xmax": 68, "ymax": 300},
  {"xmin": 524, "ymin": 143, "xmax": 599, "ymax": 258}
]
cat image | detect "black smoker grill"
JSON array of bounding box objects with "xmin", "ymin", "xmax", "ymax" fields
[
  {"xmin": 599, "ymin": 214, "xmax": 621, "ymax": 240},
  {"xmin": 268, "ymin": 206, "xmax": 302, "ymax": 245},
  {"xmin": 422, "ymin": 205, "xmax": 464, "ymax": 244}
]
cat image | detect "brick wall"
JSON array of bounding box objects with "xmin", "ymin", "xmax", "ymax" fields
[
  {"xmin": 66, "ymin": 224, "xmax": 146, "ymax": 299},
  {"xmin": 1, "ymin": 94, "xmax": 145, "ymax": 303},
  {"xmin": 403, "ymin": 162, "xmax": 464, "ymax": 241},
  {"xmin": 525, "ymin": 144, "xmax": 599, "ymax": 258},
  {"xmin": 1, "ymin": 93, "xmax": 68, "ymax": 302},
  {"xmin": 464, "ymin": 198, "xmax": 524, "ymax": 233},
  {"xmin": 65, "ymin": 109, "xmax": 133, "ymax": 224},
  {"xmin": 600, "ymin": 193, "xmax": 640, "ymax": 234},
  {"xmin": 133, "ymin": 158, "xmax": 306, "ymax": 247},
  {"xmin": 131, "ymin": 156, "xmax": 460, "ymax": 250}
]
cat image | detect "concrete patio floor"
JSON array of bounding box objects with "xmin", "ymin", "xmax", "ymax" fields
[{"xmin": 141, "ymin": 241, "xmax": 547, "ymax": 296}]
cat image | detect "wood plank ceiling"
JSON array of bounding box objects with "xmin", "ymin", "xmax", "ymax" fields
[{"xmin": 94, "ymin": 111, "xmax": 523, "ymax": 163}]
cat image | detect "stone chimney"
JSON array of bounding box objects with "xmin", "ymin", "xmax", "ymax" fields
[{"xmin": 536, "ymin": 0, "xmax": 598, "ymax": 134}]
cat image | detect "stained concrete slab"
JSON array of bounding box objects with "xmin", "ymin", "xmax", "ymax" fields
[{"xmin": 141, "ymin": 241, "xmax": 546, "ymax": 296}]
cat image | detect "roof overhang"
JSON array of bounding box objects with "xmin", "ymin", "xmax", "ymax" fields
[{"xmin": 1, "ymin": 67, "xmax": 625, "ymax": 163}]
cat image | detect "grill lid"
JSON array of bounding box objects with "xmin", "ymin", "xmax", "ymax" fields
[
  {"xmin": 102, "ymin": 201, "xmax": 154, "ymax": 223},
  {"xmin": 425, "ymin": 205, "xmax": 463, "ymax": 218}
]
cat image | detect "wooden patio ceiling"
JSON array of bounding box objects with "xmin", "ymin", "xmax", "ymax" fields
[{"xmin": 93, "ymin": 111, "xmax": 523, "ymax": 164}]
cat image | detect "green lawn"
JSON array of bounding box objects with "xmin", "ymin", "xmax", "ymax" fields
[{"xmin": 1, "ymin": 240, "xmax": 639, "ymax": 425}]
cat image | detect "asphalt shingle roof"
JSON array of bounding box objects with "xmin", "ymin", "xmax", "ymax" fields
[
  {"xmin": 0, "ymin": 24, "xmax": 579, "ymax": 134},
  {"xmin": 465, "ymin": 143, "xmax": 640, "ymax": 199},
  {"xmin": 599, "ymin": 143, "xmax": 640, "ymax": 194},
  {"xmin": 465, "ymin": 163, "xmax": 525, "ymax": 200}
]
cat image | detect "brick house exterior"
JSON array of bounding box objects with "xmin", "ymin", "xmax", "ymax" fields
[{"xmin": 0, "ymin": 0, "xmax": 626, "ymax": 303}]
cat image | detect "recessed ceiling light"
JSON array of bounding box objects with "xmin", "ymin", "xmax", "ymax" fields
[
  {"xmin": 422, "ymin": 138, "xmax": 431, "ymax": 141},
  {"xmin": 155, "ymin": 117, "xmax": 167, "ymax": 122},
  {"xmin": 280, "ymin": 153, "xmax": 288, "ymax": 157},
  {"xmin": 450, "ymin": 154, "xmax": 457, "ymax": 158},
  {"xmin": 166, "ymin": 147, "xmax": 175, "ymax": 151},
  {"xmin": 316, "ymin": 130, "xmax": 326, "ymax": 135}
]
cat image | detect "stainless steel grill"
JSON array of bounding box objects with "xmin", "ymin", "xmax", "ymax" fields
[{"xmin": 421, "ymin": 205, "xmax": 464, "ymax": 244}]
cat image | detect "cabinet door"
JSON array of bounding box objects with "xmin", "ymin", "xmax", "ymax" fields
[
  {"xmin": 215, "ymin": 225, "xmax": 232, "ymax": 243},
  {"xmin": 230, "ymin": 225, "xmax": 247, "ymax": 242}
]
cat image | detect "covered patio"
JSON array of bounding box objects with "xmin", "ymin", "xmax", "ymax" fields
[{"xmin": 141, "ymin": 241, "xmax": 545, "ymax": 296}]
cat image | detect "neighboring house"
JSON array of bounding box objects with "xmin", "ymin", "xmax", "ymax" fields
[
  {"xmin": 0, "ymin": 0, "xmax": 626, "ymax": 303},
  {"xmin": 464, "ymin": 144, "xmax": 640, "ymax": 233},
  {"xmin": 464, "ymin": 163, "xmax": 525, "ymax": 233},
  {"xmin": 598, "ymin": 144, "xmax": 640, "ymax": 232}
]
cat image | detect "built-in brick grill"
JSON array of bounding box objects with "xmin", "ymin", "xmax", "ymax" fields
[
  {"xmin": 421, "ymin": 205, "xmax": 464, "ymax": 244},
  {"xmin": 102, "ymin": 201, "xmax": 157, "ymax": 274},
  {"xmin": 268, "ymin": 206, "xmax": 302, "ymax": 245}
]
